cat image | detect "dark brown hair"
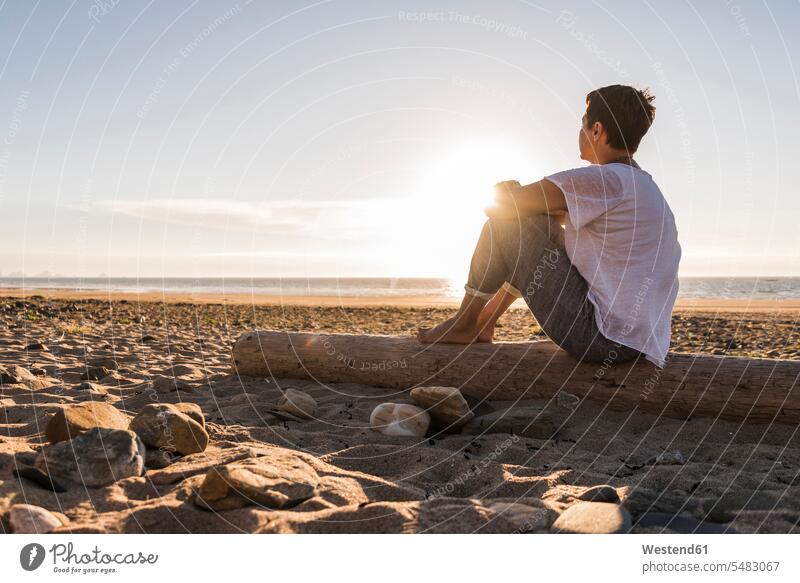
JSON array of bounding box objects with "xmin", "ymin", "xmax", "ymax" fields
[{"xmin": 585, "ymin": 85, "xmax": 656, "ymax": 152}]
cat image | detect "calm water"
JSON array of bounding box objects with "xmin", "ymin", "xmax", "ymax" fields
[{"xmin": 1, "ymin": 276, "xmax": 800, "ymax": 300}]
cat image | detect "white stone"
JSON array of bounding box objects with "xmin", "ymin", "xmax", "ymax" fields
[{"xmin": 370, "ymin": 403, "xmax": 430, "ymax": 437}]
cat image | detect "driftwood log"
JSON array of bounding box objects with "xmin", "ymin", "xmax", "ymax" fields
[{"xmin": 232, "ymin": 331, "xmax": 800, "ymax": 424}]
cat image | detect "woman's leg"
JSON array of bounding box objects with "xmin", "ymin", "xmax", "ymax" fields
[
  {"xmin": 418, "ymin": 215, "xmax": 556, "ymax": 345},
  {"xmin": 416, "ymin": 288, "xmax": 489, "ymax": 344},
  {"xmin": 475, "ymin": 283, "xmax": 521, "ymax": 342}
]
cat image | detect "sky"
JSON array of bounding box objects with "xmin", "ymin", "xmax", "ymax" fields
[{"xmin": 1, "ymin": 0, "xmax": 799, "ymax": 280}]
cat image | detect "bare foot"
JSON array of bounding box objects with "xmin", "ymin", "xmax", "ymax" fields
[
  {"xmin": 475, "ymin": 315, "xmax": 495, "ymax": 343},
  {"xmin": 417, "ymin": 315, "xmax": 482, "ymax": 344}
]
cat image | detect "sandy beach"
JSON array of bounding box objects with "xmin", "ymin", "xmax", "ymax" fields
[{"xmin": 1, "ymin": 292, "xmax": 799, "ymax": 534}]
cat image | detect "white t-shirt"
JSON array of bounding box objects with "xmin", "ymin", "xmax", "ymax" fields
[{"xmin": 544, "ymin": 163, "xmax": 681, "ymax": 367}]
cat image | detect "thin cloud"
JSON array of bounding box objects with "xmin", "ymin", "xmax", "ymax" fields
[{"xmin": 77, "ymin": 197, "xmax": 409, "ymax": 239}]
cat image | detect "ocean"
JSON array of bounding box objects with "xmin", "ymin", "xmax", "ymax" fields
[{"xmin": 1, "ymin": 277, "xmax": 800, "ymax": 300}]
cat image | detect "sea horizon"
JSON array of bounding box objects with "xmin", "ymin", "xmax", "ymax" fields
[{"xmin": 2, "ymin": 275, "xmax": 800, "ymax": 300}]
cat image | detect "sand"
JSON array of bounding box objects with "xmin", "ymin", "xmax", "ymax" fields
[{"xmin": 1, "ymin": 292, "xmax": 799, "ymax": 533}]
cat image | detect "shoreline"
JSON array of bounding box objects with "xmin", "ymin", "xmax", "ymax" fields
[{"xmin": 2, "ymin": 287, "xmax": 800, "ymax": 312}]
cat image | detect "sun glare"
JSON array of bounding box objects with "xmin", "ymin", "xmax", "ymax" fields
[{"xmin": 409, "ymin": 139, "xmax": 539, "ymax": 282}]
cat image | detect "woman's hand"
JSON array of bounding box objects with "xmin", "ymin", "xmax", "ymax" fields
[{"xmin": 484, "ymin": 180, "xmax": 521, "ymax": 219}]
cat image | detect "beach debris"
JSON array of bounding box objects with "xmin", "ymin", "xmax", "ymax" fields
[
  {"xmin": 557, "ymin": 391, "xmax": 580, "ymax": 412},
  {"xmin": 577, "ymin": 484, "xmax": 620, "ymax": 503},
  {"xmin": 461, "ymin": 406, "xmax": 556, "ymax": 439},
  {"xmin": 485, "ymin": 501, "xmax": 553, "ymax": 533},
  {"xmin": 410, "ymin": 386, "xmax": 474, "ymax": 428},
  {"xmin": 34, "ymin": 428, "xmax": 145, "ymax": 488},
  {"xmin": 144, "ymin": 448, "xmax": 174, "ymax": 470},
  {"xmin": 6, "ymin": 504, "xmax": 63, "ymax": 534},
  {"xmin": 129, "ymin": 403, "xmax": 209, "ymax": 455},
  {"xmin": 552, "ymin": 502, "xmax": 631, "ymax": 534},
  {"xmin": 45, "ymin": 401, "xmax": 130, "ymax": 444},
  {"xmin": 650, "ymin": 450, "xmax": 686, "ymax": 465},
  {"xmin": 194, "ymin": 454, "xmax": 319, "ymax": 511},
  {"xmin": 277, "ymin": 388, "xmax": 317, "ymax": 420},
  {"xmin": 12, "ymin": 467, "xmax": 68, "ymax": 492},
  {"xmin": 370, "ymin": 403, "xmax": 430, "ymax": 437}
]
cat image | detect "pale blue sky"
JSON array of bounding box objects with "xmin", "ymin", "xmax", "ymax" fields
[{"xmin": 1, "ymin": 0, "xmax": 798, "ymax": 279}]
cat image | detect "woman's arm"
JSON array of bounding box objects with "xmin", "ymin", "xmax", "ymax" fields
[{"xmin": 485, "ymin": 179, "xmax": 567, "ymax": 219}]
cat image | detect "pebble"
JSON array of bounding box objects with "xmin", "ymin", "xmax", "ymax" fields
[
  {"xmin": 486, "ymin": 501, "xmax": 552, "ymax": 533},
  {"xmin": 552, "ymin": 502, "xmax": 631, "ymax": 534},
  {"xmin": 277, "ymin": 388, "xmax": 317, "ymax": 420},
  {"xmin": 45, "ymin": 401, "xmax": 130, "ymax": 444},
  {"xmin": 195, "ymin": 454, "xmax": 319, "ymax": 511},
  {"xmin": 34, "ymin": 427, "xmax": 145, "ymax": 488},
  {"xmin": 461, "ymin": 406, "xmax": 555, "ymax": 439},
  {"xmin": 410, "ymin": 386, "xmax": 474, "ymax": 428},
  {"xmin": 577, "ymin": 484, "xmax": 620, "ymax": 503},
  {"xmin": 652, "ymin": 450, "xmax": 686, "ymax": 465},
  {"xmin": 370, "ymin": 403, "xmax": 430, "ymax": 437},
  {"xmin": 557, "ymin": 391, "xmax": 581, "ymax": 411},
  {"xmin": 129, "ymin": 403, "xmax": 209, "ymax": 455},
  {"xmin": 24, "ymin": 342, "xmax": 48, "ymax": 351},
  {"xmin": 7, "ymin": 504, "xmax": 63, "ymax": 533},
  {"xmin": 81, "ymin": 366, "xmax": 112, "ymax": 381},
  {"xmin": 144, "ymin": 449, "xmax": 174, "ymax": 469}
]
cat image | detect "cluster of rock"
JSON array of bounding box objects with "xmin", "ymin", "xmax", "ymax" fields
[
  {"xmin": 13, "ymin": 399, "xmax": 211, "ymax": 496},
  {"xmin": 368, "ymin": 385, "xmax": 563, "ymax": 440}
]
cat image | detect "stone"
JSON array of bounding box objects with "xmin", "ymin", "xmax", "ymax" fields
[
  {"xmin": 0, "ymin": 365, "xmax": 37, "ymax": 385},
  {"xmin": 370, "ymin": 403, "xmax": 430, "ymax": 437},
  {"xmin": 635, "ymin": 512, "xmax": 735, "ymax": 534},
  {"xmin": 195, "ymin": 453, "xmax": 319, "ymax": 511},
  {"xmin": 144, "ymin": 449, "xmax": 174, "ymax": 469},
  {"xmin": 461, "ymin": 406, "xmax": 555, "ymax": 439},
  {"xmin": 24, "ymin": 342, "xmax": 48, "ymax": 351},
  {"xmin": 651, "ymin": 450, "xmax": 686, "ymax": 465},
  {"xmin": 552, "ymin": 502, "xmax": 632, "ymax": 534},
  {"xmin": 45, "ymin": 401, "xmax": 130, "ymax": 444},
  {"xmin": 129, "ymin": 403, "xmax": 209, "ymax": 455},
  {"xmin": 12, "ymin": 466, "xmax": 68, "ymax": 492},
  {"xmin": 7, "ymin": 504, "xmax": 63, "ymax": 533},
  {"xmin": 172, "ymin": 402, "xmax": 205, "ymax": 427},
  {"xmin": 81, "ymin": 366, "xmax": 112, "ymax": 381},
  {"xmin": 410, "ymin": 386, "xmax": 474, "ymax": 428},
  {"xmin": 277, "ymin": 388, "xmax": 317, "ymax": 420},
  {"xmin": 34, "ymin": 428, "xmax": 145, "ymax": 488},
  {"xmin": 485, "ymin": 502, "xmax": 552, "ymax": 533},
  {"xmin": 577, "ymin": 484, "xmax": 620, "ymax": 503},
  {"xmin": 557, "ymin": 391, "xmax": 580, "ymax": 411}
]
